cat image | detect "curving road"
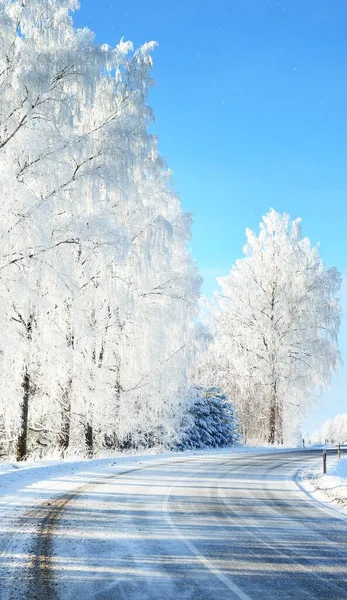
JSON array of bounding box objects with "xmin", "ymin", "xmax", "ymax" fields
[{"xmin": 1, "ymin": 449, "xmax": 347, "ymax": 600}]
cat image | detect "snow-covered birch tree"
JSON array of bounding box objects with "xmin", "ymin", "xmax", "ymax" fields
[
  {"xmin": 0, "ymin": 0, "xmax": 201, "ymax": 458},
  {"xmin": 200, "ymin": 209, "xmax": 341, "ymax": 445}
]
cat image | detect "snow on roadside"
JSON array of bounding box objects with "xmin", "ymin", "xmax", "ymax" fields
[{"xmin": 300, "ymin": 455, "xmax": 347, "ymax": 512}]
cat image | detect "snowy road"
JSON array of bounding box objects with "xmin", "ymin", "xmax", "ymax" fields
[{"xmin": 1, "ymin": 449, "xmax": 347, "ymax": 600}]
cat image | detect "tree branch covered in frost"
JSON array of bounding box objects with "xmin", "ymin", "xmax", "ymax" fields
[
  {"xmin": 0, "ymin": 0, "xmax": 201, "ymax": 460},
  {"xmin": 195, "ymin": 209, "xmax": 341, "ymax": 446}
]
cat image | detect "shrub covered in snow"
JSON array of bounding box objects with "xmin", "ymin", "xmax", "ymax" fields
[{"xmin": 176, "ymin": 387, "xmax": 240, "ymax": 450}]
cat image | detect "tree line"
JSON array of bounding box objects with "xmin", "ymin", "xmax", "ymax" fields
[
  {"xmin": 0, "ymin": 0, "xmax": 201, "ymax": 459},
  {"xmin": 311, "ymin": 414, "xmax": 347, "ymax": 446}
]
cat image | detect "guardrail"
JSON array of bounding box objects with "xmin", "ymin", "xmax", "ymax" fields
[{"xmin": 322, "ymin": 444, "xmax": 346, "ymax": 474}]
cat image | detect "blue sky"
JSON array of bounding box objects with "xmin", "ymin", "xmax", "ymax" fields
[{"xmin": 73, "ymin": 0, "xmax": 347, "ymax": 433}]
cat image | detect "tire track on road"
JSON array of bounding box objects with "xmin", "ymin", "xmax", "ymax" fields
[
  {"xmin": 1, "ymin": 456, "xmax": 221, "ymax": 599},
  {"xmin": 216, "ymin": 454, "xmax": 347, "ymax": 599}
]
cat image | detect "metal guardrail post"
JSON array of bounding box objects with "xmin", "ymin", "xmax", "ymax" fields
[{"xmin": 323, "ymin": 450, "xmax": 327, "ymax": 474}]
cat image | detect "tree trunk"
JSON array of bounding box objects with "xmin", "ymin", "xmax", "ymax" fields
[
  {"xmin": 115, "ymin": 359, "xmax": 121, "ymax": 405},
  {"xmin": 16, "ymin": 369, "xmax": 30, "ymax": 461},
  {"xmin": 268, "ymin": 401, "xmax": 276, "ymax": 445},
  {"xmin": 268, "ymin": 381, "xmax": 277, "ymax": 445},
  {"xmin": 85, "ymin": 422, "xmax": 94, "ymax": 457},
  {"xmin": 59, "ymin": 378, "xmax": 72, "ymax": 456},
  {"xmin": 277, "ymin": 399, "xmax": 283, "ymax": 445},
  {"xmin": 59, "ymin": 406, "xmax": 71, "ymax": 455}
]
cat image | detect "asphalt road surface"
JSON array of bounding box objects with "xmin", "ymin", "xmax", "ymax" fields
[{"xmin": 1, "ymin": 449, "xmax": 347, "ymax": 600}]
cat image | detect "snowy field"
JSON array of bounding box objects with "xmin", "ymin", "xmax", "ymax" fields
[{"xmin": 299, "ymin": 453, "xmax": 347, "ymax": 514}]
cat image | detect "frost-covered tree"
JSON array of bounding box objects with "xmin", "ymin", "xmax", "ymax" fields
[
  {"xmin": 0, "ymin": 0, "xmax": 201, "ymax": 458},
  {"xmin": 0, "ymin": 0, "xmax": 127, "ymax": 457},
  {"xmin": 311, "ymin": 414, "xmax": 347, "ymax": 445},
  {"xmin": 200, "ymin": 210, "xmax": 341, "ymax": 445},
  {"xmin": 176, "ymin": 387, "xmax": 240, "ymax": 450}
]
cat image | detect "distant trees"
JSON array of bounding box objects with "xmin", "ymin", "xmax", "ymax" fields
[
  {"xmin": 311, "ymin": 414, "xmax": 347, "ymax": 445},
  {"xmin": 0, "ymin": 0, "xmax": 201, "ymax": 459},
  {"xmin": 197, "ymin": 210, "xmax": 341, "ymax": 445}
]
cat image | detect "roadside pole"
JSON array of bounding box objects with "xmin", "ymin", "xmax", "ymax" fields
[
  {"xmin": 338, "ymin": 443, "xmax": 341, "ymax": 459},
  {"xmin": 323, "ymin": 450, "xmax": 327, "ymax": 474}
]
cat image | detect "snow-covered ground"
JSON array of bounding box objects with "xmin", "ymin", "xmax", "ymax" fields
[{"xmin": 299, "ymin": 453, "xmax": 347, "ymax": 513}]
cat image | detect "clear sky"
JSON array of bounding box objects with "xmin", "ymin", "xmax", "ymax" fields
[{"xmin": 73, "ymin": 0, "xmax": 347, "ymax": 433}]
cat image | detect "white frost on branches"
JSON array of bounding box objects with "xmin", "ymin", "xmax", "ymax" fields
[
  {"xmin": 311, "ymin": 414, "xmax": 347, "ymax": 445},
  {"xmin": 0, "ymin": 0, "xmax": 201, "ymax": 459},
  {"xmin": 197, "ymin": 209, "xmax": 341, "ymax": 446}
]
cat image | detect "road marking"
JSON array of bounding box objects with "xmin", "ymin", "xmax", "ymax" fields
[
  {"xmin": 217, "ymin": 456, "xmax": 346, "ymax": 596},
  {"xmin": 163, "ymin": 462, "xmax": 253, "ymax": 600}
]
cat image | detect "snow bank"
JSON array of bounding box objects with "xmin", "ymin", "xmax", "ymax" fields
[{"xmin": 299, "ymin": 455, "xmax": 347, "ymax": 512}]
